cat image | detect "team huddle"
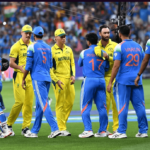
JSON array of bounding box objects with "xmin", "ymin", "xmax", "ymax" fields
[{"xmin": 0, "ymin": 24, "xmax": 149, "ymax": 139}]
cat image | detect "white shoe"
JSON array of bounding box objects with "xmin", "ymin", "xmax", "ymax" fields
[
  {"xmin": 94, "ymin": 131, "xmax": 108, "ymax": 137},
  {"xmin": 108, "ymin": 132, "xmax": 127, "ymax": 139},
  {"xmin": 135, "ymin": 132, "xmax": 148, "ymax": 138},
  {"xmin": 0, "ymin": 129, "xmax": 12, "ymax": 138},
  {"xmin": 106, "ymin": 130, "xmax": 112, "ymax": 135},
  {"xmin": 8, "ymin": 127, "xmax": 15, "ymax": 136},
  {"xmin": 21, "ymin": 127, "xmax": 31, "ymax": 135},
  {"xmin": 24, "ymin": 133, "xmax": 38, "ymax": 138},
  {"xmin": 48, "ymin": 130, "xmax": 61, "ymax": 138},
  {"xmin": 79, "ymin": 131, "xmax": 94, "ymax": 138},
  {"xmin": 59, "ymin": 130, "xmax": 71, "ymax": 136}
]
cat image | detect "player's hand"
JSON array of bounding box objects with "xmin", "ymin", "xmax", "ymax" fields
[
  {"xmin": 57, "ymin": 80, "xmax": 64, "ymax": 90},
  {"xmin": 103, "ymin": 52, "xmax": 109, "ymax": 59},
  {"xmin": 22, "ymin": 79, "xmax": 26, "ymax": 90},
  {"xmin": 107, "ymin": 83, "xmax": 112, "ymax": 93},
  {"xmin": 134, "ymin": 76, "xmax": 140, "ymax": 87},
  {"xmin": 70, "ymin": 76, "xmax": 75, "ymax": 85},
  {"xmin": 19, "ymin": 65, "xmax": 25, "ymax": 73}
]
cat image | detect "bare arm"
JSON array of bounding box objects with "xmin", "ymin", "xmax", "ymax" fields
[
  {"xmin": 107, "ymin": 60, "xmax": 121, "ymax": 93},
  {"xmin": 9, "ymin": 57, "xmax": 25, "ymax": 73},
  {"xmin": 135, "ymin": 54, "xmax": 150, "ymax": 86}
]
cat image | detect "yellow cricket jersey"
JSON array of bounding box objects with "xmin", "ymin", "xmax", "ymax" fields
[
  {"xmin": 9, "ymin": 38, "xmax": 32, "ymax": 72},
  {"xmin": 94, "ymin": 39, "xmax": 118, "ymax": 77},
  {"xmin": 50, "ymin": 43, "xmax": 75, "ymax": 83}
]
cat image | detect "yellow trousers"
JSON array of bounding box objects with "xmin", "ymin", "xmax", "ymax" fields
[
  {"xmin": 7, "ymin": 72, "xmax": 34, "ymax": 129},
  {"xmin": 52, "ymin": 77, "xmax": 75, "ymax": 131},
  {"xmin": 105, "ymin": 77, "xmax": 118, "ymax": 132}
]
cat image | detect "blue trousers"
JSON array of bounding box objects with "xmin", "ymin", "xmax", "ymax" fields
[
  {"xmin": 0, "ymin": 82, "xmax": 5, "ymax": 110},
  {"xmin": 113, "ymin": 82, "xmax": 148, "ymax": 134},
  {"xmin": 80, "ymin": 77, "xmax": 108, "ymax": 133},
  {"xmin": 31, "ymin": 80, "xmax": 58, "ymax": 134}
]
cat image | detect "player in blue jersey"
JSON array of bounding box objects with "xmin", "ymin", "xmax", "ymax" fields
[
  {"xmin": 22, "ymin": 26, "xmax": 61, "ymax": 138},
  {"xmin": 0, "ymin": 57, "xmax": 12, "ymax": 138},
  {"xmin": 107, "ymin": 25, "xmax": 148, "ymax": 139},
  {"xmin": 135, "ymin": 39, "xmax": 150, "ymax": 86},
  {"xmin": 78, "ymin": 33, "xmax": 109, "ymax": 138}
]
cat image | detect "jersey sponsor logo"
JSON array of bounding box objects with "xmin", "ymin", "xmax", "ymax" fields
[
  {"xmin": 108, "ymin": 48, "xmax": 113, "ymax": 51},
  {"xmin": 20, "ymin": 48, "xmax": 26, "ymax": 51},
  {"xmin": 58, "ymin": 56, "xmax": 70, "ymax": 61},
  {"xmin": 66, "ymin": 51, "xmax": 70, "ymax": 54},
  {"xmin": 55, "ymin": 52, "xmax": 60, "ymax": 54},
  {"xmin": 23, "ymin": 53, "xmax": 27, "ymax": 56}
]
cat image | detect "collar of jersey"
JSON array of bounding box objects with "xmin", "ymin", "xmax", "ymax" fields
[
  {"xmin": 36, "ymin": 40, "xmax": 43, "ymax": 43},
  {"xmin": 19, "ymin": 38, "xmax": 32, "ymax": 45},
  {"xmin": 54, "ymin": 43, "xmax": 66, "ymax": 50},
  {"xmin": 98, "ymin": 39, "xmax": 112, "ymax": 47},
  {"xmin": 123, "ymin": 39, "xmax": 132, "ymax": 41},
  {"xmin": 89, "ymin": 44, "xmax": 97, "ymax": 48}
]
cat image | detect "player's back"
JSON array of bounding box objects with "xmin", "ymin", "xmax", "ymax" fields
[
  {"xmin": 31, "ymin": 40, "xmax": 52, "ymax": 82},
  {"xmin": 78, "ymin": 45, "xmax": 109, "ymax": 78},
  {"xmin": 114, "ymin": 39, "xmax": 144, "ymax": 85}
]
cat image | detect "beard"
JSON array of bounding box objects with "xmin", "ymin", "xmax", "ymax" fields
[{"xmin": 101, "ymin": 36, "xmax": 109, "ymax": 41}]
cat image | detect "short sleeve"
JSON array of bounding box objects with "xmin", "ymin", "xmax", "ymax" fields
[
  {"xmin": 113, "ymin": 44, "xmax": 122, "ymax": 61},
  {"xmin": 9, "ymin": 44, "xmax": 18, "ymax": 58},
  {"xmin": 27, "ymin": 44, "xmax": 34, "ymax": 57},
  {"xmin": 145, "ymin": 39, "xmax": 150, "ymax": 55}
]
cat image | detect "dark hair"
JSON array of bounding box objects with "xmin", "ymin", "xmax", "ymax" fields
[
  {"xmin": 119, "ymin": 25, "xmax": 130, "ymax": 37},
  {"xmin": 34, "ymin": 34, "xmax": 43, "ymax": 39},
  {"xmin": 85, "ymin": 33, "xmax": 98, "ymax": 45},
  {"xmin": 99, "ymin": 25, "xmax": 110, "ymax": 32}
]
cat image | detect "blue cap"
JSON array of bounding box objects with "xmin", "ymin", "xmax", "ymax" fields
[{"xmin": 33, "ymin": 26, "xmax": 44, "ymax": 36}]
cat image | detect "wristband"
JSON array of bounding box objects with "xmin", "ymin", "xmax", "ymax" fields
[{"xmin": 137, "ymin": 73, "xmax": 141, "ymax": 77}]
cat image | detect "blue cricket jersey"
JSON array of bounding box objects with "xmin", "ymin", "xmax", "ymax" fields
[
  {"xmin": 113, "ymin": 39, "xmax": 145, "ymax": 85},
  {"xmin": 78, "ymin": 45, "xmax": 109, "ymax": 78},
  {"xmin": 25, "ymin": 40, "xmax": 53, "ymax": 82},
  {"xmin": 0, "ymin": 57, "xmax": 1, "ymax": 80},
  {"xmin": 145, "ymin": 39, "xmax": 150, "ymax": 55}
]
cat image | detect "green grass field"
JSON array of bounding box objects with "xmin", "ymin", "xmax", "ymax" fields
[
  {"xmin": 1, "ymin": 79, "xmax": 150, "ymax": 150},
  {"xmin": 2, "ymin": 79, "xmax": 150, "ymax": 112}
]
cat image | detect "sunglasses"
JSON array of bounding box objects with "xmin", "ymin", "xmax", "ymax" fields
[{"xmin": 60, "ymin": 35, "xmax": 66, "ymax": 39}]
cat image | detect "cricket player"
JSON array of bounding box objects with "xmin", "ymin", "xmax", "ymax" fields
[
  {"xmin": 7, "ymin": 25, "xmax": 34, "ymax": 136},
  {"xmin": 0, "ymin": 57, "xmax": 12, "ymax": 138},
  {"xmin": 94, "ymin": 25, "xmax": 118, "ymax": 133},
  {"xmin": 107, "ymin": 25, "xmax": 148, "ymax": 139},
  {"xmin": 135, "ymin": 39, "xmax": 150, "ymax": 86},
  {"xmin": 50, "ymin": 29, "xmax": 75, "ymax": 136},
  {"xmin": 78, "ymin": 33, "xmax": 109, "ymax": 138},
  {"xmin": 22, "ymin": 26, "xmax": 60, "ymax": 138}
]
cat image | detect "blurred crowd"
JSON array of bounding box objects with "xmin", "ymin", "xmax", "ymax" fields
[{"xmin": 0, "ymin": 2, "xmax": 150, "ymax": 58}]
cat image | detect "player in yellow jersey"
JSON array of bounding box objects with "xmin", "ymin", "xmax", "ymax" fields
[
  {"xmin": 94, "ymin": 25, "xmax": 118, "ymax": 134},
  {"xmin": 50, "ymin": 29, "xmax": 75, "ymax": 136},
  {"xmin": 7, "ymin": 25, "xmax": 34, "ymax": 136}
]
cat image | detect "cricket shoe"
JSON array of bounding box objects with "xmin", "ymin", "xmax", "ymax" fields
[
  {"xmin": 59, "ymin": 130, "xmax": 71, "ymax": 136},
  {"xmin": 108, "ymin": 132, "xmax": 127, "ymax": 139},
  {"xmin": 0, "ymin": 129, "xmax": 12, "ymax": 138},
  {"xmin": 8, "ymin": 126, "xmax": 15, "ymax": 136},
  {"xmin": 21, "ymin": 127, "xmax": 31, "ymax": 136},
  {"xmin": 79, "ymin": 131, "xmax": 94, "ymax": 138},
  {"xmin": 48, "ymin": 130, "xmax": 61, "ymax": 138},
  {"xmin": 24, "ymin": 133, "xmax": 38, "ymax": 138},
  {"xmin": 135, "ymin": 132, "xmax": 148, "ymax": 138},
  {"xmin": 106, "ymin": 130, "xmax": 112, "ymax": 135},
  {"xmin": 94, "ymin": 131, "xmax": 108, "ymax": 137}
]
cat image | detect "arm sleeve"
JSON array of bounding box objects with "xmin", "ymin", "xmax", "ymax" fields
[
  {"xmin": 113, "ymin": 44, "xmax": 122, "ymax": 61},
  {"xmin": 94, "ymin": 46, "xmax": 103, "ymax": 57},
  {"xmin": 25, "ymin": 45, "xmax": 34, "ymax": 71},
  {"xmin": 50, "ymin": 51, "xmax": 59, "ymax": 83},
  {"xmin": 70, "ymin": 49, "xmax": 75, "ymax": 76},
  {"xmin": 78, "ymin": 50, "xmax": 84, "ymax": 67},
  {"xmin": 50, "ymin": 48, "xmax": 53, "ymax": 69},
  {"xmin": 145, "ymin": 39, "xmax": 150, "ymax": 55},
  {"xmin": 9, "ymin": 44, "xmax": 18, "ymax": 58}
]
